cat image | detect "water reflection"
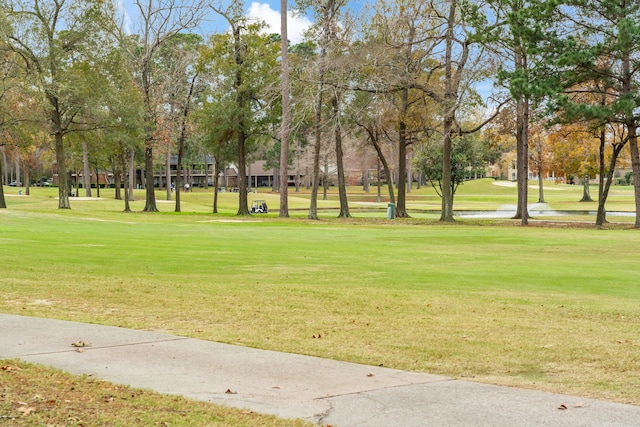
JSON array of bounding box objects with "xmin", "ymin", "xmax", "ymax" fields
[{"xmin": 455, "ymin": 204, "xmax": 635, "ymax": 219}]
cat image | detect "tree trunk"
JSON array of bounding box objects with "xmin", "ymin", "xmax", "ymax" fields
[
  {"xmin": 537, "ymin": 166, "xmax": 544, "ymax": 203},
  {"xmin": 513, "ymin": 50, "xmax": 529, "ymax": 224},
  {"xmin": 513, "ymin": 96, "xmax": 530, "ymax": 223},
  {"xmin": 25, "ymin": 168, "xmax": 30, "ymax": 196},
  {"xmin": 332, "ymin": 94, "xmax": 351, "ymax": 218},
  {"xmin": 439, "ymin": 1, "xmax": 457, "ymax": 222},
  {"xmin": 596, "ymin": 140, "xmax": 625, "ymax": 226},
  {"xmin": 95, "ymin": 168, "xmax": 101, "ymax": 198},
  {"xmin": 279, "ymin": 0, "xmax": 290, "ymax": 218},
  {"xmin": 1, "ymin": 147, "xmax": 7, "ymax": 188},
  {"xmin": 175, "ymin": 135, "xmax": 183, "ymax": 213},
  {"xmin": 407, "ymin": 150, "xmax": 413, "ymax": 194},
  {"xmin": 75, "ymin": 169, "xmax": 80, "ymax": 197},
  {"xmin": 213, "ymin": 159, "xmax": 220, "ymax": 213},
  {"xmin": 128, "ymin": 148, "xmax": 135, "ymax": 202},
  {"xmin": 166, "ymin": 142, "xmax": 172, "ymax": 201},
  {"xmin": 628, "ymin": 126, "xmax": 640, "ymax": 228},
  {"xmin": 621, "ymin": 50, "xmax": 640, "ymax": 228},
  {"xmin": 580, "ymin": 175, "xmax": 592, "ymax": 202},
  {"xmin": 0, "ymin": 146, "xmax": 6, "ymax": 208},
  {"xmin": 82, "ymin": 141, "xmax": 92, "ymax": 197},
  {"xmin": 323, "ymin": 158, "xmax": 329, "ymax": 200},
  {"xmin": 362, "ymin": 168, "xmax": 369, "ymax": 193},
  {"xmin": 122, "ymin": 150, "xmax": 131, "ymax": 212},
  {"xmin": 440, "ymin": 114, "xmax": 455, "ymax": 221},
  {"xmin": 396, "ymin": 88, "xmax": 410, "ymax": 218},
  {"xmin": 55, "ymin": 132, "xmax": 70, "ymax": 209},
  {"xmin": 142, "ymin": 141, "xmax": 158, "ymax": 212},
  {"xmin": 363, "ymin": 122, "xmax": 396, "ymax": 205},
  {"xmin": 14, "ymin": 156, "xmax": 20, "ymax": 189},
  {"xmin": 236, "ymin": 129, "xmax": 249, "ymax": 215},
  {"xmin": 377, "ymin": 158, "xmax": 382, "ymax": 203},
  {"xmin": 174, "ymin": 74, "xmax": 196, "ymax": 212},
  {"xmin": 114, "ymin": 160, "xmax": 122, "ymax": 200},
  {"xmin": 204, "ymin": 156, "xmax": 210, "ymax": 190},
  {"xmin": 309, "ymin": 71, "xmax": 325, "ymax": 218}
]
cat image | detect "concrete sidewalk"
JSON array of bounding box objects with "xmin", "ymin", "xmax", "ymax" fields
[{"xmin": 2, "ymin": 313, "xmax": 639, "ymax": 426}]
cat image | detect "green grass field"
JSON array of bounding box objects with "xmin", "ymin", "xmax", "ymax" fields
[{"xmin": 2, "ymin": 179, "xmax": 640, "ymax": 413}]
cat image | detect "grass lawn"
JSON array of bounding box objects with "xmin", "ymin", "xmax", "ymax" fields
[{"xmin": 1, "ymin": 179, "xmax": 640, "ymax": 423}]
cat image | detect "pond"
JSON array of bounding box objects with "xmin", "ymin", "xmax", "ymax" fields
[{"xmin": 455, "ymin": 203, "xmax": 635, "ymax": 219}]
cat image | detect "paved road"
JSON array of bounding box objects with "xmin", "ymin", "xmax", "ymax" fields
[{"xmin": 2, "ymin": 313, "xmax": 640, "ymax": 426}]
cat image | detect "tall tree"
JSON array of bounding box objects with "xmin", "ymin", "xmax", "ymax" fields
[
  {"xmin": 279, "ymin": 0, "xmax": 290, "ymax": 217},
  {"xmin": 207, "ymin": 0, "xmax": 279, "ymax": 215},
  {"xmin": 0, "ymin": 43, "xmax": 21, "ymax": 208},
  {"xmin": 152, "ymin": 33, "xmax": 202, "ymax": 212},
  {"xmin": 0, "ymin": 0, "xmax": 116, "ymax": 209},
  {"xmin": 330, "ymin": 89, "xmax": 351, "ymax": 217},
  {"xmin": 535, "ymin": 0, "xmax": 640, "ymax": 227},
  {"xmin": 118, "ymin": 0, "xmax": 207, "ymax": 213},
  {"xmin": 357, "ymin": 0, "xmax": 440, "ymax": 218},
  {"xmin": 297, "ymin": 0, "xmax": 348, "ymax": 219},
  {"xmin": 467, "ymin": 0, "xmax": 551, "ymax": 224}
]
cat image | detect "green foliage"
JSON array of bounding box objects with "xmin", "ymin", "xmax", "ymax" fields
[
  {"xmin": 197, "ymin": 14, "xmax": 281, "ymax": 164},
  {"xmin": 531, "ymin": 0, "xmax": 640, "ymax": 125},
  {"xmin": 0, "ymin": 0, "xmax": 119, "ymax": 133},
  {"xmin": 414, "ymin": 133, "xmax": 488, "ymax": 197},
  {"xmin": 624, "ymin": 171, "xmax": 634, "ymax": 185}
]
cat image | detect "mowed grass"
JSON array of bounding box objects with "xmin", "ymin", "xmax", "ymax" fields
[{"xmin": 1, "ymin": 180, "xmax": 640, "ymax": 414}]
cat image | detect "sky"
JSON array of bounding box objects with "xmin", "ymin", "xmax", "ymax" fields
[
  {"xmin": 119, "ymin": 1, "xmax": 313, "ymax": 45},
  {"xmin": 118, "ymin": 1, "xmax": 494, "ymax": 102}
]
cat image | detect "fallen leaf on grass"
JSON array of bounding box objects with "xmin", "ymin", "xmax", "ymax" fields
[
  {"xmin": 1, "ymin": 365, "xmax": 20, "ymax": 372},
  {"xmin": 17, "ymin": 406, "xmax": 36, "ymax": 416}
]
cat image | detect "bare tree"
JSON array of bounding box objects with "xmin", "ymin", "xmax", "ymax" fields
[
  {"xmin": 117, "ymin": 0, "xmax": 208, "ymax": 212},
  {"xmin": 298, "ymin": 0, "xmax": 349, "ymax": 219}
]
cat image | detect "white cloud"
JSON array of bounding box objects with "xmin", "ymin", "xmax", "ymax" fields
[
  {"xmin": 247, "ymin": 2, "xmax": 312, "ymax": 45},
  {"xmin": 116, "ymin": 0, "xmax": 133, "ymax": 35}
]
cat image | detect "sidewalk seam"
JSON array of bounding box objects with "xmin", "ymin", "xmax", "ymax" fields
[
  {"xmin": 314, "ymin": 377, "xmax": 455, "ymax": 401},
  {"xmin": 7, "ymin": 337, "xmax": 190, "ymax": 357}
]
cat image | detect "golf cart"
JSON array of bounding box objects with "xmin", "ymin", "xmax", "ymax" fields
[{"xmin": 251, "ymin": 199, "xmax": 268, "ymax": 214}]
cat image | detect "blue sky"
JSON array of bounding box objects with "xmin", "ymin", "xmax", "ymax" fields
[
  {"xmin": 118, "ymin": 1, "xmax": 495, "ymax": 103},
  {"xmin": 119, "ymin": 0, "xmax": 313, "ymax": 44}
]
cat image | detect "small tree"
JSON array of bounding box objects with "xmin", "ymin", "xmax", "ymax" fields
[{"xmin": 415, "ymin": 133, "xmax": 487, "ymax": 200}]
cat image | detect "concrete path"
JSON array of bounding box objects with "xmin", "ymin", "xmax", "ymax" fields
[{"xmin": 2, "ymin": 313, "xmax": 640, "ymax": 426}]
